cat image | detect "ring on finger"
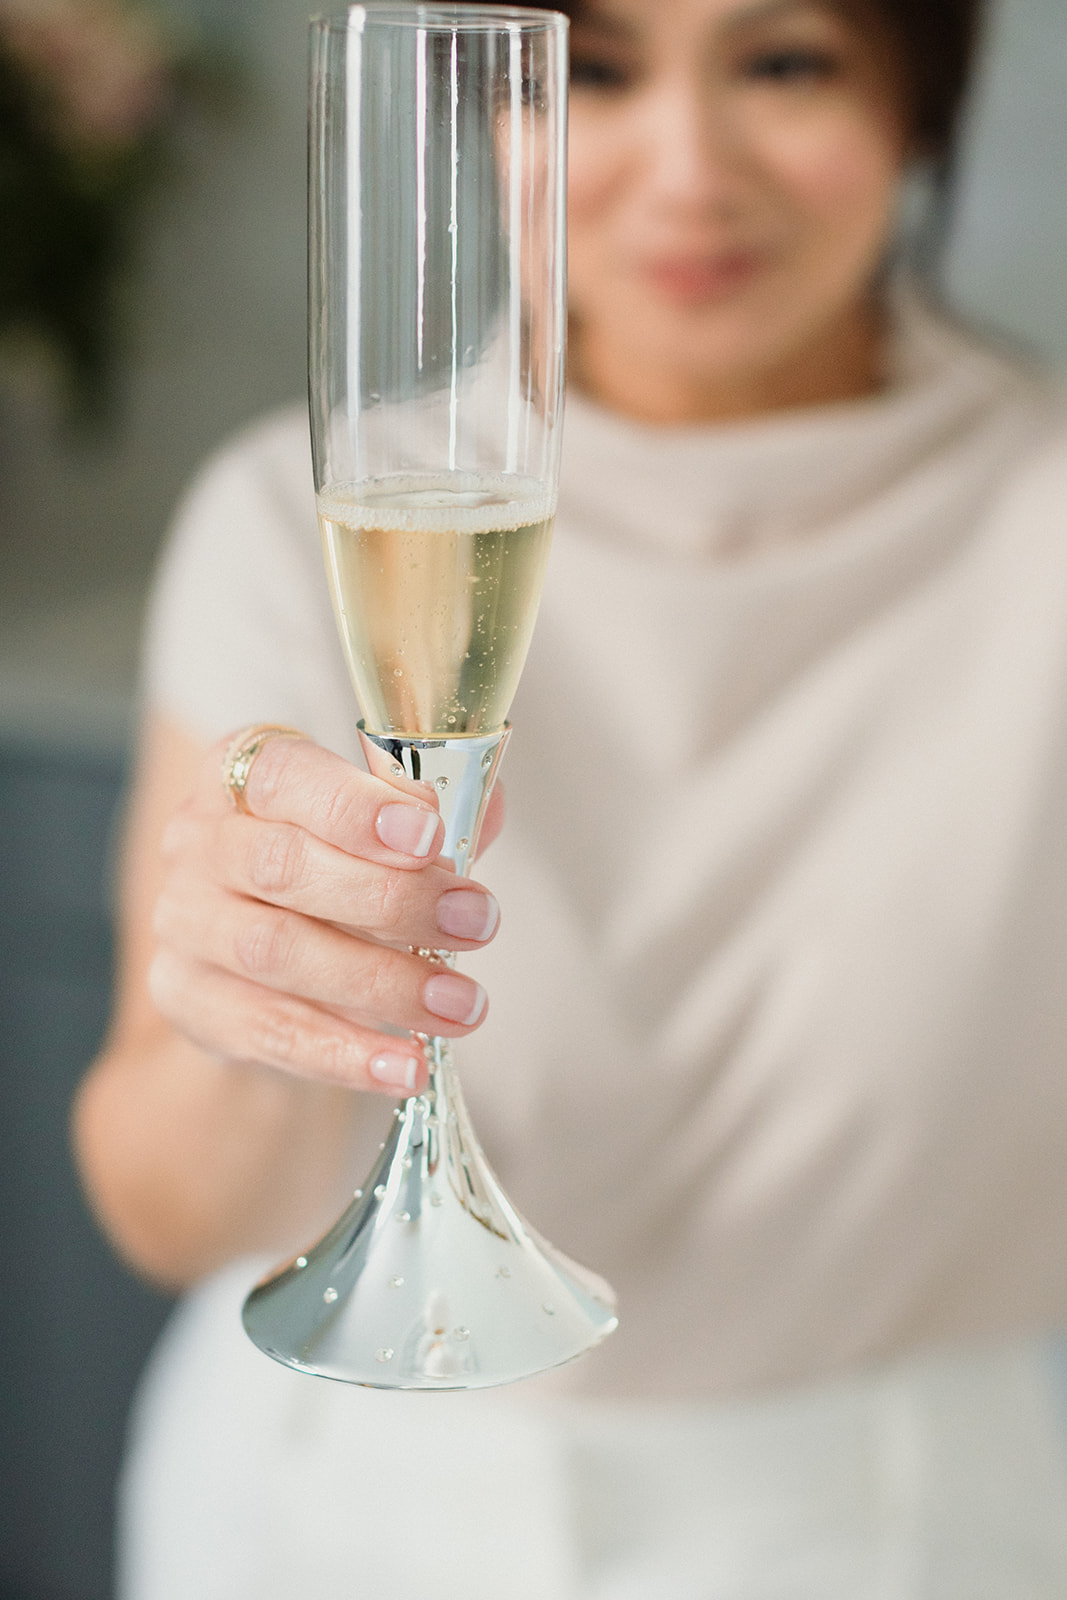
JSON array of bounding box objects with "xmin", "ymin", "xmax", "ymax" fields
[{"xmin": 222, "ymin": 724, "xmax": 307, "ymax": 815}]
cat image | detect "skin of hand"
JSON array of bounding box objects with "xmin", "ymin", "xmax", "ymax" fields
[
  {"xmin": 74, "ymin": 715, "xmax": 503, "ymax": 1287},
  {"xmin": 149, "ymin": 728, "xmax": 502, "ymax": 1086}
]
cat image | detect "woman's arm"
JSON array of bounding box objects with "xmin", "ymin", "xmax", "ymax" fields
[{"xmin": 73, "ymin": 712, "xmax": 501, "ymax": 1290}]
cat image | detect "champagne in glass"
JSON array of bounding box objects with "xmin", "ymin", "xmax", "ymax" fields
[
  {"xmin": 319, "ymin": 474, "xmax": 554, "ymax": 735},
  {"xmin": 242, "ymin": 4, "xmax": 618, "ymax": 1390}
]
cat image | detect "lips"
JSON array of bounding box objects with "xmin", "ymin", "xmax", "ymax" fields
[{"xmin": 641, "ymin": 249, "xmax": 763, "ymax": 304}]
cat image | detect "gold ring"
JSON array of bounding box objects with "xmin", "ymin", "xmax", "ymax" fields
[{"xmin": 222, "ymin": 724, "xmax": 306, "ymax": 814}]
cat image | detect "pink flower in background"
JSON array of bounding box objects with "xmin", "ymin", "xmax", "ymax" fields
[{"xmin": 0, "ymin": 0, "xmax": 174, "ymax": 149}]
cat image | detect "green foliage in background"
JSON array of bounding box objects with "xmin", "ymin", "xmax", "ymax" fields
[{"xmin": 0, "ymin": 0, "xmax": 222, "ymax": 421}]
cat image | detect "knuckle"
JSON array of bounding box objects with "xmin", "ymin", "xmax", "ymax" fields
[
  {"xmin": 247, "ymin": 996, "xmax": 303, "ymax": 1067},
  {"xmin": 172, "ymin": 787, "xmax": 201, "ymax": 827},
  {"xmin": 233, "ymin": 909, "xmax": 299, "ymax": 980},
  {"xmin": 246, "ymin": 823, "xmax": 310, "ymax": 898},
  {"xmin": 303, "ymin": 1029, "xmax": 359, "ymax": 1087},
  {"xmin": 151, "ymin": 882, "xmax": 196, "ymax": 949},
  {"xmin": 161, "ymin": 805, "xmax": 208, "ymax": 868},
  {"xmin": 362, "ymin": 869, "xmax": 410, "ymax": 936},
  {"xmin": 147, "ymin": 948, "xmax": 184, "ymax": 1021},
  {"xmin": 310, "ymin": 777, "xmax": 364, "ymax": 844},
  {"xmin": 359, "ymin": 946, "xmax": 405, "ymax": 1016},
  {"xmin": 151, "ymin": 881, "xmax": 209, "ymax": 955},
  {"xmin": 247, "ymin": 1001, "xmax": 356, "ymax": 1086},
  {"xmin": 159, "ymin": 814, "xmax": 185, "ymax": 861},
  {"xmin": 242, "ymin": 740, "xmax": 287, "ymax": 810}
]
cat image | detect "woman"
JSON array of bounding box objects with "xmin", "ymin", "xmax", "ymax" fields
[{"xmin": 77, "ymin": 0, "xmax": 1067, "ymax": 1594}]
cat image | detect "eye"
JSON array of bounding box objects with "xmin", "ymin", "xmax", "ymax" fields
[
  {"xmin": 568, "ymin": 50, "xmax": 633, "ymax": 93},
  {"xmin": 742, "ymin": 46, "xmax": 839, "ymax": 85}
]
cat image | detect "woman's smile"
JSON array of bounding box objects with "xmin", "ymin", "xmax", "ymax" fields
[{"xmin": 639, "ymin": 245, "xmax": 768, "ymax": 305}]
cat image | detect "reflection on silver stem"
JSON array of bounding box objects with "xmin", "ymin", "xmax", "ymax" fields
[{"xmin": 360, "ymin": 723, "xmax": 511, "ymax": 877}]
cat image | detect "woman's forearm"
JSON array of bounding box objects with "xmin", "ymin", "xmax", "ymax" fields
[{"xmin": 73, "ymin": 1025, "xmax": 360, "ymax": 1289}]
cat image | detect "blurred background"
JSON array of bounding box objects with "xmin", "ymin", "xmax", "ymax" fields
[{"xmin": 0, "ymin": 2, "xmax": 1065, "ymax": 1598}]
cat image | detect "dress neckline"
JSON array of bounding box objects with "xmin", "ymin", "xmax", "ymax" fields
[{"xmin": 558, "ymin": 292, "xmax": 1045, "ymax": 563}]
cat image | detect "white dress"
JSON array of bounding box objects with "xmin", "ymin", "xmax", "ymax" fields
[{"xmin": 123, "ymin": 298, "xmax": 1067, "ymax": 1596}]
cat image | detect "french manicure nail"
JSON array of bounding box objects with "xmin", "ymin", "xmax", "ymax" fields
[
  {"xmin": 435, "ymin": 889, "xmax": 500, "ymax": 942},
  {"xmin": 376, "ymin": 804, "xmax": 439, "ymax": 857},
  {"xmin": 369, "ymin": 1051, "xmax": 422, "ymax": 1092},
  {"xmin": 424, "ymin": 972, "xmax": 487, "ymax": 1027}
]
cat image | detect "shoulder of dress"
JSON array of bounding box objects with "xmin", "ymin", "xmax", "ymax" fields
[
  {"xmin": 968, "ymin": 393, "xmax": 1067, "ymax": 587},
  {"xmin": 195, "ymin": 403, "xmax": 310, "ymax": 488},
  {"xmin": 999, "ymin": 387, "xmax": 1067, "ymax": 492},
  {"xmin": 169, "ymin": 404, "xmax": 314, "ymax": 541}
]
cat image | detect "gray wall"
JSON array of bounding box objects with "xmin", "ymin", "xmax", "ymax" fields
[{"xmin": 947, "ymin": 0, "xmax": 1067, "ymax": 358}]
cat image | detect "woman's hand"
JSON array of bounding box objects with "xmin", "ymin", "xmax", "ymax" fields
[
  {"xmin": 74, "ymin": 715, "xmax": 505, "ymax": 1285},
  {"xmin": 148, "ymin": 730, "xmax": 502, "ymax": 1099}
]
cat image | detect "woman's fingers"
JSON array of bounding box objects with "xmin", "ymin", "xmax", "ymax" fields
[
  {"xmin": 147, "ymin": 948, "xmax": 430, "ymax": 1096},
  {"xmin": 153, "ymin": 732, "xmax": 499, "ymax": 1088},
  {"xmin": 202, "ymin": 731, "xmax": 445, "ymax": 870},
  {"xmin": 153, "ymin": 880, "xmax": 489, "ymax": 1038},
  {"xmin": 162, "ymin": 808, "xmax": 500, "ymax": 951}
]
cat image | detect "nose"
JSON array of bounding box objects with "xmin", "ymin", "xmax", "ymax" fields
[{"xmin": 637, "ymin": 76, "xmax": 746, "ymax": 216}]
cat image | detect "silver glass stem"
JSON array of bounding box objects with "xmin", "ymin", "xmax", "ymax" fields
[
  {"xmin": 241, "ymin": 726, "xmax": 618, "ymax": 1389},
  {"xmin": 358, "ymin": 724, "xmax": 510, "ymax": 878}
]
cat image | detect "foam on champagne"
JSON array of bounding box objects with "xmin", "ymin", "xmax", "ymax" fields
[{"xmin": 318, "ymin": 473, "xmax": 555, "ymax": 738}]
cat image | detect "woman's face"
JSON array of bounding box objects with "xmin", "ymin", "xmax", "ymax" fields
[{"xmin": 566, "ymin": 0, "xmax": 909, "ymax": 421}]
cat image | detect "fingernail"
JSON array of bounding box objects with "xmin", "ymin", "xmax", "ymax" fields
[
  {"xmin": 376, "ymin": 804, "xmax": 439, "ymax": 857},
  {"xmin": 369, "ymin": 1051, "xmax": 423, "ymax": 1092},
  {"xmin": 424, "ymin": 972, "xmax": 487, "ymax": 1027},
  {"xmin": 435, "ymin": 889, "xmax": 499, "ymax": 942}
]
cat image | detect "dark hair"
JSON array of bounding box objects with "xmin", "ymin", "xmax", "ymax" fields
[
  {"xmin": 870, "ymin": 0, "xmax": 985, "ymax": 162},
  {"xmin": 522, "ymin": 0, "xmax": 986, "ymax": 166}
]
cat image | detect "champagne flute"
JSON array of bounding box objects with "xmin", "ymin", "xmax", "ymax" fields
[{"xmin": 242, "ymin": 3, "xmax": 617, "ymax": 1390}]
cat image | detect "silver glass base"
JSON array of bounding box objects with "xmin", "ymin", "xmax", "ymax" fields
[{"xmin": 242, "ymin": 726, "xmax": 618, "ymax": 1389}]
